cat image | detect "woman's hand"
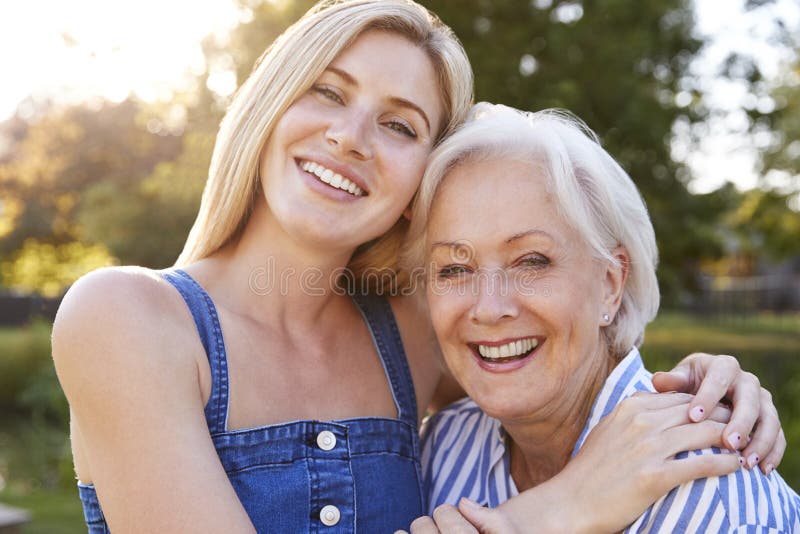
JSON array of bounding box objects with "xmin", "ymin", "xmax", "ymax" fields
[
  {"xmin": 652, "ymin": 352, "xmax": 785, "ymax": 472},
  {"xmin": 402, "ymin": 392, "xmax": 743, "ymax": 534}
]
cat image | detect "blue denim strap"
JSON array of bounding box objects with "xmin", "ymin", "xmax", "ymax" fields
[
  {"xmin": 351, "ymin": 293, "xmax": 419, "ymax": 428},
  {"xmin": 160, "ymin": 269, "xmax": 230, "ymax": 434}
]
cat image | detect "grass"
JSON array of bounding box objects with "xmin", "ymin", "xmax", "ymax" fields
[
  {"xmin": 1, "ymin": 312, "xmax": 798, "ymax": 530},
  {"xmin": 0, "ymin": 488, "xmax": 85, "ymax": 534}
]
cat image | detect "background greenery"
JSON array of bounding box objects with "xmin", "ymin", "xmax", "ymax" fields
[{"xmin": 0, "ymin": 0, "xmax": 798, "ymax": 532}]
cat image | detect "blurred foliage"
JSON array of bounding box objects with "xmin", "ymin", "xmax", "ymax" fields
[
  {"xmin": 758, "ymin": 10, "xmax": 800, "ymax": 182},
  {"xmin": 0, "ymin": 321, "xmax": 72, "ymax": 494},
  {"xmin": 0, "ymin": 100, "xmax": 181, "ymax": 254},
  {"xmin": 0, "ymin": 320, "xmax": 57, "ymax": 413},
  {"xmin": 77, "ymin": 131, "xmax": 213, "ymax": 267},
  {"xmin": 1, "ymin": 240, "xmax": 115, "ymax": 297},
  {"xmin": 728, "ymin": 188, "xmax": 800, "ymax": 262}
]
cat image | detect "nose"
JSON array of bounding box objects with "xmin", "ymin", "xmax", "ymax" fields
[
  {"xmin": 326, "ymin": 108, "xmax": 373, "ymax": 160},
  {"xmin": 469, "ymin": 269, "xmax": 519, "ymax": 325}
]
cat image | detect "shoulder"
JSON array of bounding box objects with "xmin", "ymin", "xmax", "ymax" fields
[
  {"xmin": 55, "ymin": 266, "xmax": 180, "ymax": 322},
  {"xmin": 420, "ymin": 397, "xmax": 495, "ymax": 463},
  {"xmin": 626, "ymin": 450, "xmax": 800, "ymax": 532},
  {"xmin": 52, "ymin": 266, "xmax": 202, "ymax": 399},
  {"xmin": 421, "ymin": 398, "xmax": 502, "ymax": 511}
]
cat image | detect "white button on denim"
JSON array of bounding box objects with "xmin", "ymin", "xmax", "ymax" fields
[
  {"xmin": 320, "ymin": 505, "xmax": 340, "ymax": 526},
  {"xmin": 316, "ymin": 430, "xmax": 336, "ymax": 451}
]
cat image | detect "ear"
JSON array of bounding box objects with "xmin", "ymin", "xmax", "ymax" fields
[{"xmin": 602, "ymin": 246, "xmax": 629, "ymax": 319}]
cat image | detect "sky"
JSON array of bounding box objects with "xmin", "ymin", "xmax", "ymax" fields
[{"xmin": 0, "ymin": 0, "xmax": 797, "ymax": 193}]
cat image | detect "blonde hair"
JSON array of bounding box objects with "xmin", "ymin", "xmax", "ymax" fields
[
  {"xmin": 404, "ymin": 103, "xmax": 660, "ymax": 357},
  {"xmin": 177, "ymin": 0, "xmax": 474, "ymax": 287}
]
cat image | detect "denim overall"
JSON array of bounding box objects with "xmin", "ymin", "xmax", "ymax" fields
[{"xmin": 78, "ymin": 269, "xmax": 425, "ymax": 533}]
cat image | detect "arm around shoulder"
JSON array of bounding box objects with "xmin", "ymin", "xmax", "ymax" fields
[{"xmin": 52, "ymin": 267, "xmax": 255, "ymax": 534}]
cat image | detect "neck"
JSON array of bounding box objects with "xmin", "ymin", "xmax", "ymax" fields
[
  {"xmin": 190, "ymin": 197, "xmax": 360, "ymax": 330},
  {"xmin": 503, "ymin": 346, "xmax": 617, "ymax": 491}
]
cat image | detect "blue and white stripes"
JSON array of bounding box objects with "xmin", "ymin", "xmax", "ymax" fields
[{"xmin": 421, "ymin": 349, "xmax": 800, "ymax": 532}]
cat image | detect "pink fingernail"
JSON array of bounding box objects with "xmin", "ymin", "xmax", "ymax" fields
[
  {"xmin": 690, "ymin": 405, "xmax": 705, "ymax": 421},
  {"xmin": 738, "ymin": 456, "xmax": 745, "ymax": 467},
  {"xmin": 747, "ymin": 454, "xmax": 759, "ymax": 469},
  {"xmin": 765, "ymin": 464, "xmax": 774, "ymax": 476},
  {"xmin": 727, "ymin": 432, "xmax": 742, "ymax": 449}
]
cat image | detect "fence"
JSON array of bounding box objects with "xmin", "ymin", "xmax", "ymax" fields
[{"xmin": 693, "ymin": 274, "xmax": 800, "ymax": 316}]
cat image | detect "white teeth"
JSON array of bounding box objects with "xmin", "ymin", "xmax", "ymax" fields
[
  {"xmin": 300, "ymin": 160, "xmax": 365, "ymax": 196},
  {"xmin": 476, "ymin": 338, "xmax": 538, "ymax": 360}
]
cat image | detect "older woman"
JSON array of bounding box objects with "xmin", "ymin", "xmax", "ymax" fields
[{"xmin": 405, "ymin": 104, "xmax": 800, "ymax": 533}]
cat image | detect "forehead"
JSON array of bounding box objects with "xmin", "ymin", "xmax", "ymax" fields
[
  {"xmin": 329, "ymin": 30, "xmax": 443, "ymax": 123},
  {"xmin": 427, "ymin": 157, "xmax": 575, "ymax": 245}
]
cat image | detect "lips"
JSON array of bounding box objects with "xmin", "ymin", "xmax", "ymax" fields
[
  {"xmin": 298, "ymin": 158, "xmax": 367, "ymax": 197},
  {"xmin": 468, "ymin": 336, "xmax": 544, "ymax": 369}
]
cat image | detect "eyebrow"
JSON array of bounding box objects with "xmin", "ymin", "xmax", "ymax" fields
[
  {"xmin": 505, "ymin": 229, "xmax": 555, "ymax": 244},
  {"xmin": 430, "ymin": 230, "xmax": 554, "ymax": 250},
  {"xmin": 430, "ymin": 240, "xmax": 470, "ymax": 251},
  {"xmin": 325, "ymin": 66, "xmax": 431, "ymax": 134}
]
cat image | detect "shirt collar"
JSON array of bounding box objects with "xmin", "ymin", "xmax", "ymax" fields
[
  {"xmin": 571, "ymin": 347, "xmax": 654, "ymax": 456},
  {"xmin": 484, "ymin": 347, "xmax": 652, "ymax": 502}
]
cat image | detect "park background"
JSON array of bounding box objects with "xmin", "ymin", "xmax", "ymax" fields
[{"xmin": 0, "ymin": 0, "xmax": 799, "ymax": 531}]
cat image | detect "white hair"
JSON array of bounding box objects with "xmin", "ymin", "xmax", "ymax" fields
[{"xmin": 404, "ymin": 103, "xmax": 660, "ymax": 356}]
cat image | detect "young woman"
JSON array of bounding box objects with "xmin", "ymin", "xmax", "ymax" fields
[{"xmin": 52, "ymin": 1, "xmax": 785, "ymax": 532}]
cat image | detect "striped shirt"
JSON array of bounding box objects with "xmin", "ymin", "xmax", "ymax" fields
[{"xmin": 421, "ymin": 348, "xmax": 800, "ymax": 532}]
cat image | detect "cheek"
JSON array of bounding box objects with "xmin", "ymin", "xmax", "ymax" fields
[
  {"xmin": 427, "ymin": 291, "xmax": 463, "ymax": 339},
  {"xmin": 383, "ymin": 146, "xmax": 429, "ymax": 195}
]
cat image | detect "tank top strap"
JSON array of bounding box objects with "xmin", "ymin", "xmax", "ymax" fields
[
  {"xmin": 351, "ymin": 293, "xmax": 419, "ymax": 427},
  {"xmin": 160, "ymin": 268, "xmax": 229, "ymax": 434}
]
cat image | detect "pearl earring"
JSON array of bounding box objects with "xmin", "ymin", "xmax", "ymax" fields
[{"xmin": 602, "ymin": 313, "xmax": 610, "ymax": 323}]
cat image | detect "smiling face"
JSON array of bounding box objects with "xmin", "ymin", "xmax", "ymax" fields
[
  {"xmin": 258, "ymin": 30, "xmax": 443, "ymax": 253},
  {"xmin": 425, "ymin": 156, "xmax": 624, "ymax": 422}
]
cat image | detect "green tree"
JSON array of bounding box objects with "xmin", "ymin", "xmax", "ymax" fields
[
  {"xmin": 761, "ymin": 44, "xmax": 800, "ymax": 192},
  {"xmin": 0, "ymin": 99, "xmax": 185, "ymax": 290},
  {"xmin": 0, "ymin": 100, "xmax": 181, "ymax": 258}
]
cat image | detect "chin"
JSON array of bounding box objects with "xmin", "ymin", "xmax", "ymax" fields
[{"xmin": 467, "ymin": 387, "xmax": 541, "ymax": 421}]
